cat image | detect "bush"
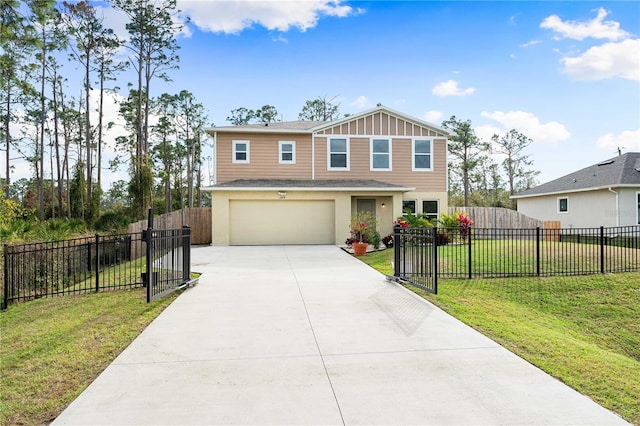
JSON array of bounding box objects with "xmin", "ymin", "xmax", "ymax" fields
[{"xmin": 94, "ymin": 210, "xmax": 133, "ymax": 232}]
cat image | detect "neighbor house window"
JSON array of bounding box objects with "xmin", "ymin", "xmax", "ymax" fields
[
  {"xmin": 558, "ymin": 197, "xmax": 568, "ymax": 213},
  {"xmin": 412, "ymin": 139, "xmax": 432, "ymax": 171},
  {"xmin": 279, "ymin": 141, "xmax": 296, "ymax": 164},
  {"xmin": 328, "ymin": 138, "xmax": 349, "ymax": 170},
  {"xmin": 422, "ymin": 200, "xmax": 439, "ymax": 221},
  {"xmin": 370, "ymin": 138, "xmax": 391, "ymax": 170},
  {"xmin": 402, "ymin": 200, "xmax": 416, "ymax": 215},
  {"xmin": 637, "ymin": 192, "xmax": 640, "ymax": 224},
  {"xmin": 232, "ymin": 140, "xmax": 250, "ymax": 164}
]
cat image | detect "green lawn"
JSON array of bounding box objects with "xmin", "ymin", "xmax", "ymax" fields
[
  {"xmin": 0, "ymin": 289, "xmax": 180, "ymax": 426},
  {"xmin": 360, "ymin": 248, "xmax": 640, "ymax": 425}
]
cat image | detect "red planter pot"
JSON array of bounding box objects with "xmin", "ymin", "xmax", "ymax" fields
[{"xmin": 352, "ymin": 241, "xmax": 368, "ymax": 256}]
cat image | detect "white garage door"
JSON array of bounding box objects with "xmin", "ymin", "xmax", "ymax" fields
[{"xmin": 229, "ymin": 200, "xmax": 335, "ymax": 245}]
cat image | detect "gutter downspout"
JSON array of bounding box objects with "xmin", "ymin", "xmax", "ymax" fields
[
  {"xmin": 311, "ymin": 133, "xmax": 315, "ymax": 180},
  {"xmin": 608, "ymin": 187, "xmax": 619, "ymax": 227},
  {"xmin": 212, "ymin": 132, "xmax": 217, "ymax": 185}
]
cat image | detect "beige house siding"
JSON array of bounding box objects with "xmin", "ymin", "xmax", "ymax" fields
[
  {"xmin": 618, "ymin": 188, "xmax": 640, "ymax": 226},
  {"xmin": 314, "ymin": 136, "xmax": 447, "ymax": 192},
  {"xmin": 216, "ymin": 132, "xmax": 313, "ymax": 182}
]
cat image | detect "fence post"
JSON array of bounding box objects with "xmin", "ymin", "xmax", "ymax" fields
[
  {"xmin": 536, "ymin": 227, "xmax": 541, "ymax": 276},
  {"xmin": 145, "ymin": 209, "xmax": 154, "ymax": 303},
  {"xmin": 600, "ymin": 226, "xmax": 605, "ymax": 274},
  {"xmin": 95, "ymin": 234, "xmax": 100, "ymax": 293},
  {"xmin": 468, "ymin": 226, "xmax": 472, "ymax": 279},
  {"xmin": 3, "ymin": 244, "xmax": 8, "ymax": 310},
  {"xmin": 393, "ymin": 225, "xmax": 400, "ymax": 277},
  {"xmin": 182, "ymin": 225, "xmax": 191, "ymax": 283},
  {"xmin": 431, "ymin": 226, "xmax": 438, "ymax": 294}
]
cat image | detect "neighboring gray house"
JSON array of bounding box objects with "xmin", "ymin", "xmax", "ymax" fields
[{"xmin": 512, "ymin": 152, "xmax": 640, "ymax": 228}]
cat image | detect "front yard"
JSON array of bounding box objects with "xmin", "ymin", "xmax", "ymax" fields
[{"xmin": 360, "ymin": 248, "xmax": 640, "ymax": 425}]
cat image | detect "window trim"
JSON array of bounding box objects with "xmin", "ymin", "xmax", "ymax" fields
[
  {"xmin": 279, "ymin": 141, "xmax": 296, "ymax": 164},
  {"xmin": 370, "ymin": 138, "xmax": 392, "ymax": 171},
  {"xmin": 232, "ymin": 140, "xmax": 250, "ymax": 164},
  {"xmin": 412, "ymin": 138, "xmax": 433, "ymax": 171},
  {"xmin": 327, "ymin": 137, "xmax": 350, "ymax": 171},
  {"xmin": 402, "ymin": 199, "xmax": 416, "ymax": 215},
  {"xmin": 422, "ymin": 199, "xmax": 439, "ymax": 220},
  {"xmin": 558, "ymin": 197, "xmax": 568, "ymax": 214}
]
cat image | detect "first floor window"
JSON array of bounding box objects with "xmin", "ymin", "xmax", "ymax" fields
[
  {"xmin": 413, "ymin": 139, "xmax": 432, "ymax": 171},
  {"xmin": 637, "ymin": 193, "xmax": 640, "ymax": 224},
  {"xmin": 279, "ymin": 141, "xmax": 296, "ymax": 164},
  {"xmin": 422, "ymin": 200, "xmax": 439, "ymax": 221},
  {"xmin": 558, "ymin": 197, "xmax": 568, "ymax": 213},
  {"xmin": 402, "ymin": 200, "xmax": 416, "ymax": 215},
  {"xmin": 328, "ymin": 138, "xmax": 349, "ymax": 170},
  {"xmin": 233, "ymin": 140, "xmax": 249, "ymax": 164}
]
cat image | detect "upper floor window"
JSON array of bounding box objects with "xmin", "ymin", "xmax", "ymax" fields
[
  {"xmin": 422, "ymin": 200, "xmax": 439, "ymax": 221},
  {"xmin": 279, "ymin": 141, "xmax": 296, "ymax": 164},
  {"xmin": 371, "ymin": 138, "xmax": 391, "ymax": 171},
  {"xmin": 328, "ymin": 138, "xmax": 349, "ymax": 170},
  {"xmin": 412, "ymin": 139, "xmax": 432, "ymax": 171},
  {"xmin": 558, "ymin": 197, "xmax": 568, "ymax": 213},
  {"xmin": 402, "ymin": 200, "xmax": 416, "ymax": 215},
  {"xmin": 232, "ymin": 140, "xmax": 250, "ymax": 164}
]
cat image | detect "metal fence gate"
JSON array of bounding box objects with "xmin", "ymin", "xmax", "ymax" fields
[
  {"xmin": 143, "ymin": 222, "xmax": 192, "ymax": 303},
  {"xmin": 388, "ymin": 226, "xmax": 438, "ymax": 294}
]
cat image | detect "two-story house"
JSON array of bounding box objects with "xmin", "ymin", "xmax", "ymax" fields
[{"xmin": 202, "ymin": 105, "xmax": 451, "ymax": 245}]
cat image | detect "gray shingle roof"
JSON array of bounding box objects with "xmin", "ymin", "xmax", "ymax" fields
[
  {"xmin": 513, "ymin": 152, "xmax": 640, "ymax": 198},
  {"xmin": 210, "ymin": 179, "xmax": 413, "ymax": 190},
  {"xmin": 210, "ymin": 120, "xmax": 327, "ymax": 132}
]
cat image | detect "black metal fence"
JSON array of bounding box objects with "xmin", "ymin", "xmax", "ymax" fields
[
  {"xmin": 391, "ymin": 225, "xmax": 640, "ymax": 293},
  {"xmin": 144, "ymin": 226, "xmax": 192, "ymax": 303},
  {"xmin": 2, "ymin": 224, "xmax": 192, "ymax": 309}
]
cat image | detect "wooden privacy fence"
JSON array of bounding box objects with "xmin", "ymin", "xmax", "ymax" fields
[
  {"xmin": 128, "ymin": 207, "xmax": 211, "ymax": 245},
  {"xmin": 449, "ymin": 207, "xmax": 544, "ymax": 229}
]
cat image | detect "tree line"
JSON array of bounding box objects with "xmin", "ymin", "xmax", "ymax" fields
[{"xmin": 1, "ymin": 1, "xmax": 538, "ymax": 231}]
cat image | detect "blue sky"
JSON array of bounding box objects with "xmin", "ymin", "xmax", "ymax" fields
[{"xmin": 10, "ymin": 1, "xmax": 640, "ymax": 191}]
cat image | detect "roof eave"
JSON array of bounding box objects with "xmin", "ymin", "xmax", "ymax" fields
[
  {"xmin": 511, "ymin": 183, "xmax": 640, "ymax": 199},
  {"xmin": 201, "ymin": 186, "xmax": 416, "ymax": 192},
  {"xmin": 205, "ymin": 127, "xmax": 313, "ymax": 135}
]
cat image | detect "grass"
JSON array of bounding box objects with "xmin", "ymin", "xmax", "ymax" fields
[
  {"xmin": 0, "ymin": 289, "xmax": 180, "ymax": 426},
  {"xmin": 360, "ymin": 248, "xmax": 640, "ymax": 425}
]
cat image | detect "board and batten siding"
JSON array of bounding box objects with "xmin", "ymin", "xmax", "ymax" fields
[
  {"xmin": 216, "ymin": 132, "xmax": 313, "ymax": 182},
  {"xmin": 315, "ymin": 111, "xmax": 448, "ymax": 138}
]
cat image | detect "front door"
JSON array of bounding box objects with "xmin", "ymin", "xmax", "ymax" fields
[{"xmin": 357, "ymin": 199, "xmax": 376, "ymax": 217}]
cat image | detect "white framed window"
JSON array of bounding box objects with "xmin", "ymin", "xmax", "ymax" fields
[
  {"xmin": 636, "ymin": 192, "xmax": 640, "ymax": 225},
  {"xmin": 328, "ymin": 137, "xmax": 349, "ymax": 170},
  {"xmin": 558, "ymin": 197, "xmax": 568, "ymax": 213},
  {"xmin": 232, "ymin": 140, "xmax": 250, "ymax": 164},
  {"xmin": 422, "ymin": 200, "xmax": 439, "ymax": 221},
  {"xmin": 370, "ymin": 138, "xmax": 391, "ymax": 171},
  {"xmin": 402, "ymin": 200, "xmax": 416, "ymax": 215},
  {"xmin": 279, "ymin": 141, "xmax": 296, "ymax": 164},
  {"xmin": 412, "ymin": 139, "xmax": 433, "ymax": 171}
]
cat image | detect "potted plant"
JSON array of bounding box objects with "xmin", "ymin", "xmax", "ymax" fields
[{"xmin": 348, "ymin": 211, "xmax": 375, "ymax": 256}]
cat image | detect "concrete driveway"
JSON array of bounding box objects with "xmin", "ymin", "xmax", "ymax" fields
[{"xmin": 53, "ymin": 245, "xmax": 628, "ymax": 425}]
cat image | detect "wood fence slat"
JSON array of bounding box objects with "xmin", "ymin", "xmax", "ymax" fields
[
  {"xmin": 448, "ymin": 207, "xmax": 544, "ymax": 230},
  {"xmin": 127, "ymin": 207, "xmax": 212, "ymax": 245}
]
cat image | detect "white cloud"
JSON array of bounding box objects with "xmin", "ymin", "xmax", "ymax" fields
[
  {"xmin": 177, "ymin": 0, "xmax": 360, "ymax": 34},
  {"xmin": 350, "ymin": 95, "xmax": 371, "ymax": 109},
  {"xmin": 423, "ymin": 110, "xmax": 443, "ymax": 123},
  {"xmin": 540, "ymin": 8, "xmax": 630, "ymax": 41},
  {"xmin": 474, "ymin": 124, "xmax": 503, "ymax": 143},
  {"xmin": 519, "ymin": 40, "xmax": 540, "ymax": 48},
  {"xmin": 561, "ymin": 38, "xmax": 640, "ymax": 82},
  {"xmin": 432, "ymin": 80, "xmax": 475, "ymax": 97},
  {"xmin": 480, "ymin": 111, "xmax": 571, "ymax": 144},
  {"xmin": 595, "ymin": 128, "xmax": 640, "ymax": 153}
]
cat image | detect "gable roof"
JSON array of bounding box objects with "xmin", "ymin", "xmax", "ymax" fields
[
  {"xmin": 206, "ymin": 105, "xmax": 451, "ymax": 137},
  {"xmin": 512, "ymin": 152, "xmax": 640, "ymax": 199}
]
